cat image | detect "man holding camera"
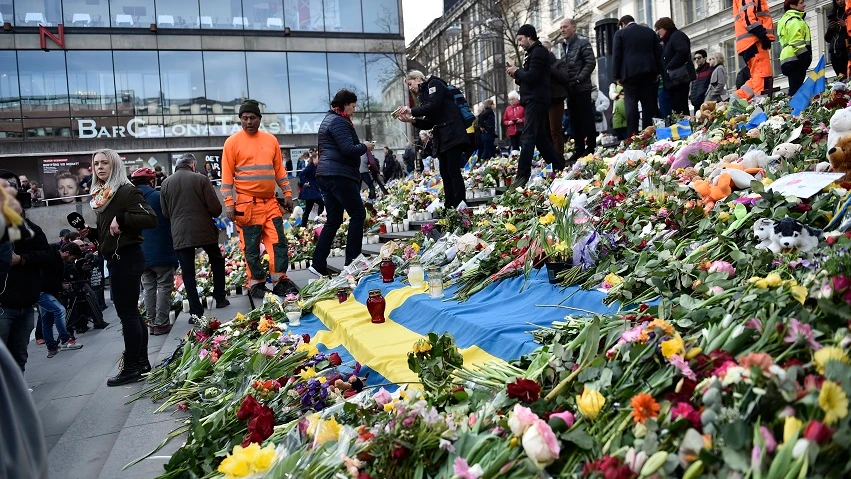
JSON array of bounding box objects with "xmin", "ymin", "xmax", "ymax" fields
[{"xmin": 37, "ymin": 243, "xmax": 85, "ymax": 358}]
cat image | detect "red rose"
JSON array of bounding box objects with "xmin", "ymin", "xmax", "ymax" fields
[
  {"xmin": 209, "ymin": 319, "xmax": 222, "ymax": 330},
  {"xmin": 506, "ymin": 378, "xmax": 541, "ymax": 403},
  {"xmin": 302, "ymin": 334, "xmax": 311, "ymax": 344},
  {"xmin": 803, "ymin": 420, "xmax": 834, "ymax": 445},
  {"xmin": 236, "ymin": 394, "xmax": 259, "ymax": 421},
  {"xmin": 638, "ymin": 303, "xmax": 649, "ymax": 313},
  {"xmin": 792, "ymin": 203, "xmax": 812, "ymax": 213},
  {"xmin": 246, "ymin": 405, "xmax": 275, "ymax": 442},
  {"xmin": 827, "ymin": 236, "xmax": 837, "ymax": 245},
  {"xmin": 358, "ymin": 472, "xmax": 374, "ymax": 479},
  {"xmin": 329, "ymin": 352, "xmax": 343, "ymax": 366},
  {"xmin": 390, "ymin": 444, "xmax": 409, "ymax": 460}
]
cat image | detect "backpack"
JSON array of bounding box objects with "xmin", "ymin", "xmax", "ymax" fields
[{"xmin": 445, "ymin": 83, "xmax": 476, "ymax": 128}]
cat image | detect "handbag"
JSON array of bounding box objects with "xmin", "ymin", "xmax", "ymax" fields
[
  {"xmin": 667, "ymin": 63, "xmax": 693, "ymax": 87},
  {"xmin": 594, "ymin": 111, "xmax": 603, "ymax": 122}
]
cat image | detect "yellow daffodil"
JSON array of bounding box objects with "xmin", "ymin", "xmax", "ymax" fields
[
  {"xmin": 790, "ymin": 285, "xmax": 808, "ymax": 304},
  {"xmin": 604, "ymin": 273, "xmax": 623, "ymax": 287},
  {"xmin": 549, "ymin": 193, "xmax": 568, "ymax": 208},
  {"xmin": 539, "ymin": 213, "xmax": 556, "ymax": 225},
  {"xmin": 820, "ymin": 381, "xmax": 849, "ymax": 425},
  {"xmin": 505, "ymin": 223, "xmax": 517, "ymax": 233},
  {"xmin": 218, "ymin": 443, "xmax": 277, "ymax": 479},
  {"xmin": 576, "ymin": 387, "xmax": 606, "ymax": 420},
  {"xmin": 411, "ymin": 243, "xmax": 421, "ymax": 253},
  {"xmin": 235, "ymin": 312, "xmax": 246, "ymax": 322},
  {"xmin": 314, "ymin": 416, "xmax": 343, "ymax": 446},
  {"xmin": 764, "ymin": 273, "xmax": 782, "ymax": 288},
  {"xmin": 299, "ymin": 367, "xmax": 317, "ymax": 380},
  {"xmin": 718, "ymin": 211, "xmax": 730, "ymax": 222},
  {"xmin": 661, "ymin": 334, "xmax": 685, "ymax": 359},
  {"xmin": 296, "ymin": 342, "xmax": 319, "ymax": 358},
  {"xmin": 814, "ymin": 346, "xmax": 851, "ymax": 374},
  {"xmin": 783, "ymin": 416, "xmax": 802, "ymax": 444},
  {"xmin": 384, "ymin": 402, "xmax": 396, "ymax": 412}
]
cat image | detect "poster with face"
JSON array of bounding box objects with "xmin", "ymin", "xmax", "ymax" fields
[
  {"xmin": 0, "ymin": 158, "xmax": 42, "ymax": 207},
  {"xmin": 42, "ymin": 156, "xmax": 90, "ymax": 203}
]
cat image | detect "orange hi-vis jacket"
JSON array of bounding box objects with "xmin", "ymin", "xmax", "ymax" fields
[
  {"xmin": 221, "ymin": 129, "xmax": 291, "ymax": 208},
  {"xmin": 733, "ymin": 0, "xmax": 775, "ymax": 54}
]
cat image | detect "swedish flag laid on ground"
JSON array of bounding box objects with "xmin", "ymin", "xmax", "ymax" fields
[
  {"xmin": 656, "ymin": 120, "xmax": 692, "ymax": 140},
  {"xmin": 790, "ymin": 55, "xmax": 826, "ymax": 116}
]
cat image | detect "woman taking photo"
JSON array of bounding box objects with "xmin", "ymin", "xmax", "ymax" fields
[
  {"xmin": 310, "ymin": 89, "xmax": 371, "ymax": 277},
  {"xmin": 89, "ymin": 149, "xmax": 157, "ymax": 386},
  {"xmin": 297, "ymin": 152, "xmax": 324, "ymax": 226},
  {"xmin": 706, "ymin": 52, "xmax": 730, "ymax": 102},
  {"xmin": 655, "ymin": 17, "xmax": 695, "ymax": 116},
  {"xmin": 778, "ymin": 0, "xmax": 812, "ymax": 96}
]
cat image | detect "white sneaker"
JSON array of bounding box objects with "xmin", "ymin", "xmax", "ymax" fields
[
  {"xmin": 307, "ymin": 266, "xmax": 326, "ymax": 278},
  {"xmin": 60, "ymin": 339, "xmax": 83, "ymax": 350}
]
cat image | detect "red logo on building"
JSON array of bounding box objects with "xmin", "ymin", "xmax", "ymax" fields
[{"xmin": 39, "ymin": 24, "xmax": 65, "ymax": 51}]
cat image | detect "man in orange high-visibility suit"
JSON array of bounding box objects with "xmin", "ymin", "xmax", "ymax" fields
[
  {"xmin": 733, "ymin": 0, "xmax": 776, "ymax": 100},
  {"xmin": 222, "ymin": 99, "xmax": 298, "ymax": 299}
]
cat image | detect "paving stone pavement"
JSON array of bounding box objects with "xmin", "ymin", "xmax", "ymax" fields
[{"xmin": 26, "ymin": 260, "xmax": 342, "ymax": 479}]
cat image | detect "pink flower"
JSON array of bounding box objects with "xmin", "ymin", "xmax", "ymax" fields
[
  {"xmin": 784, "ymin": 318, "xmax": 821, "ymax": 350},
  {"xmin": 760, "ymin": 426, "xmax": 777, "ymax": 453},
  {"xmin": 372, "ymin": 387, "xmax": 392, "ymax": 406},
  {"xmin": 522, "ymin": 420, "xmax": 560, "ymax": 468},
  {"xmin": 259, "ymin": 342, "xmax": 279, "ymax": 357},
  {"xmin": 745, "ymin": 317, "xmax": 763, "ymax": 333},
  {"xmin": 549, "ymin": 410, "xmax": 576, "ymax": 428},
  {"xmin": 708, "ymin": 260, "xmax": 736, "ymax": 279},
  {"xmin": 508, "ymin": 403, "xmax": 540, "ymax": 436},
  {"xmin": 453, "ymin": 457, "xmax": 484, "ymax": 479},
  {"xmin": 199, "ymin": 349, "xmax": 209, "ymax": 359},
  {"xmin": 709, "ymin": 286, "xmax": 725, "ymax": 295},
  {"xmin": 671, "ymin": 402, "xmax": 700, "ymax": 428},
  {"xmin": 832, "ymin": 275, "xmax": 851, "ymax": 294},
  {"xmin": 212, "ymin": 335, "xmax": 227, "ymax": 348},
  {"xmin": 669, "ymin": 354, "xmax": 697, "ymax": 381}
]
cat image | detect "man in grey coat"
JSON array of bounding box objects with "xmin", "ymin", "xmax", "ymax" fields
[{"xmin": 160, "ymin": 154, "xmax": 228, "ymax": 324}]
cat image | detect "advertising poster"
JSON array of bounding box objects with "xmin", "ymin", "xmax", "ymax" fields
[
  {"xmin": 1, "ymin": 157, "xmax": 42, "ymax": 207},
  {"xmin": 172, "ymin": 150, "xmax": 224, "ymax": 182},
  {"xmin": 41, "ymin": 156, "xmax": 90, "ymax": 203},
  {"xmin": 120, "ymin": 153, "xmax": 169, "ymax": 178}
]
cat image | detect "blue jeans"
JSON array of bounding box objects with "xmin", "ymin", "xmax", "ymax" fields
[
  {"xmin": 39, "ymin": 293, "xmax": 70, "ymax": 351},
  {"xmin": 0, "ymin": 306, "xmax": 35, "ymax": 372}
]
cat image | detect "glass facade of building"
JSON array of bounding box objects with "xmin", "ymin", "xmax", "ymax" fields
[
  {"xmin": 0, "ymin": 49, "xmax": 408, "ymax": 144},
  {"xmin": 1, "ymin": 0, "xmax": 399, "ymax": 33}
]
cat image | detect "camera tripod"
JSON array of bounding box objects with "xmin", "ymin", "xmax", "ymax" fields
[{"xmin": 64, "ymin": 281, "xmax": 105, "ymax": 332}]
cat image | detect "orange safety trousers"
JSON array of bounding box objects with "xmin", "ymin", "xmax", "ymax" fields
[
  {"xmin": 735, "ymin": 45, "xmax": 773, "ymax": 100},
  {"xmin": 234, "ymin": 197, "xmax": 289, "ymax": 284}
]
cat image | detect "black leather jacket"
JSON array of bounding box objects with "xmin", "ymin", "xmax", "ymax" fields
[
  {"xmin": 553, "ymin": 35, "xmax": 596, "ymax": 93},
  {"xmin": 514, "ymin": 41, "xmax": 552, "ymax": 104}
]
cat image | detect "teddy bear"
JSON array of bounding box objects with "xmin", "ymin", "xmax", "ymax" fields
[
  {"xmin": 771, "ymin": 143, "xmax": 802, "ymax": 162},
  {"xmin": 827, "ymin": 134, "xmax": 851, "ymax": 181},
  {"xmin": 692, "ymin": 171, "xmax": 733, "ymax": 208},
  {"xmin": 695, "ymin": 101, "xmax": 717, "ymax": 123},
  {"xmin": 827, "ymin": 108, "xmax": 851, "ymax": 157},
  {"xmin": 737, "ymin": 149, "xmax": 776, "ymax": 171}
]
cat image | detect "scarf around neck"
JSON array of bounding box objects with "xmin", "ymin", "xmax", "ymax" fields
[
  {"xmin": 90, "ymin": 184, "xmax": 117, "ymax": 212},
  {"xmin": 332, "ymin": 107, "xmax": 353, "ymax": 126}
]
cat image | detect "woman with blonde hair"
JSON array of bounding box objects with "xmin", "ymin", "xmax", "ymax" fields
[
  {"xmin": 89, "ymin": 149, "xmax": 157, "ymax": 386},
  {"xmin": 705, "ymin": 52, "xmax": 730, "ymax": 102}
]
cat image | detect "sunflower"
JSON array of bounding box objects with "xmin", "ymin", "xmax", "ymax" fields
[
  {"xmin": 814, "ymin": 346, "xmax": 850, "ymax": 374},
  {"xmin": 630, "ymin": 393, "xmax": 661, "ymax": 424},
  {"xmin": 819, "ymin": 381, "xmax": 849, "ymax": 425}
]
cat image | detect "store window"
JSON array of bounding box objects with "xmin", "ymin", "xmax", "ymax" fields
[
  {"xmin": 67, "ymin": 51, "xmax": 116, "ymax": 114},
  {"xmin": 287, "ymin": 52, "xmax": 329, "ymax": 112},
  {"xmin": 550, "ymin": 0, "xmax": 563, "ymax": 20},
  {"xmin": 724, "ymin": 39, "xmax": 738, "ymax": 91},
  {"xmin": 683, "ymin": 0, "xmax": 705, "ymax": 26},
  {"xmin": 159, "ymin": 51, "xmax": 206, "ymax": 116},
  {"xmin": 242, "ymin": 0, "xmax": 284, "ymax": 29},
  {"xmin": 0, "ymin": 119, "xmax": 24, "ymax": 141},
  {"xmin": 285, "ymin": 0, "xmax": 323, "ymax": 31},
  {"xmin": 0, "ymin": 51, "xmax": 21, "ymax": 119},
  {"xmin": 362, "ymin": 0, "xmax": 398, "ymax": 34},
  {"xmin": 199, "ymin": 0, "xmax": 245, "ymax": 29},
  {"xmin": 13, "ymin": 0, "xmax": 60, "ymax": 25},
  {"xmin": 109, "ymin": 0, "xmax": 154, "ymax": 27},
  {"xmin": 203, "ymin": 51, "xmax": 247, "ymax": 115},
  {"xmin": 24, "ymin": 117, "xmax": 72, "ymax": 139},
  {"xmin": 18, "ymin": 50, "xmax": 68, "ymax": 116},
  {"xmin": 114, "ymin": 51, "xmax": 161, "ymax": 116},
  {"xmin": 63, "ymin": 0, "xmax": 108, "ymax": 26},
  {"xmin": 0, "ymin": 1, "xmax": 12, "ymax": 25},
  {"xmin": 327, "ymin": 53, "xmax": 367, "ymax": 105},
  {"xmin": 246, "ymin": 52, "xmax": 290, "ymax": 113},
  {"xmin": 289, "ymin": 112, "xmax": 324, "ymax": 134},
  {"xmin": 323, "ymin": 0, "xmax": 360, "ymax": 32},
  {"xmin": 154, "ymin": 0, "xmax": 199, "ymax": 28},
  {"xmin": 365, "ymin": 53, "xmax": 404, "ymax": 112}
]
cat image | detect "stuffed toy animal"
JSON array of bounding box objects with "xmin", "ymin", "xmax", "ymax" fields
[
  {"xmin": 695, "ymin": 101, "xmax": 717, "ymax": 122},
  {"xmin": 769, "ymin": 217, "xmax": 821, "ymax": 253},
  {"xmin": 771, "ymin": 143, "xmax": 802, "ymax": 161},
  {"xmin": 693, "ymin": 171, "xmax": 733, "ymax": 207},
  {"xmin": 752, "ymin": 218, "xmax": 776, "ymax": 250},
  {"xmin": 670, "ymin": 140, "xmax": 719, "ymax": 170},
  {"xmin": 737, "ymin": 149, "xmax": 776, "ymax": 171},
  {"xmin": 827, "ymin": 134, "xmax": 851, "ymax": 180},
  {"xmin": 709, "ymin": 165, "xmax": 759, "ymax": 189},
  {"xmin": 827, "ymin": 108, "xmax": 851, "ymax": 157}
]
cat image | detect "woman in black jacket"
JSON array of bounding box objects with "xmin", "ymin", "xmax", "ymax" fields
[
  {"xmin": 655, "ymin": 17, "xmax": 695, "ymax": 116},
  {"xmin": 311, "ymin": 89, "xmax": 372, "ymax": 276},
  {"xmin": 297, "ymin": 153, "xmax": 324, "ymax": 227},
  {"xmin": 89, "ymin": 148, "xmax": 157, "ymax": 386}
]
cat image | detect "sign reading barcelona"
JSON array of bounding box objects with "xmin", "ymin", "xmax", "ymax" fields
[{"xmin": 76, "ymin": 116, "xmax": 323, "ymax": 139}]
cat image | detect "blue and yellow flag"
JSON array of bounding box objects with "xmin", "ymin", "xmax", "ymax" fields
[
  {"xmin": 790, "ymin": 55, "xmax": 826, "ymax": 116},
  {"xmin": 656, "ymin": 120, "xmax": 691, "ymax": 140}
]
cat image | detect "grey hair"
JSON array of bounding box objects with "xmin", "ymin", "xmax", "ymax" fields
[
  {"xmin": 508, "ymin": 90, "xmax": 520, "ymax": 101},
  {"xmin": 406, "ymin": 70, "xmax": 426, "ymax": 82},
  {"xmin": 177, "ymin": 153, "xmax": 197, "ymax": 167},
  {"xmin": 91, "ymin": 148, "xmax": 131, "ymax": 193}
]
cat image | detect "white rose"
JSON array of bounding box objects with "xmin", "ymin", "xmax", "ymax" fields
[{"xmin": 521, "ymin": 420, "xmax": 560, "ymax": 469}]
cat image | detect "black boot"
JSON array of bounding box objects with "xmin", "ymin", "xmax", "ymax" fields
[
  {"xmin": 138, "ymin": 356, "xmax": 152, "ymax": 374},
  {"xmin": 107, "ymin": 354, "xmax": 143, "ymax": 387}
]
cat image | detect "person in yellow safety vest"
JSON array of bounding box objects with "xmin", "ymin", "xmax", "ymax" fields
[
  {"xmin": 222, "ymin": 99, "xmax": 299, "ymax": 299},
  {"xmin": 733, "ymin": 0, "xmax": 776, "ymax": 100},
  {"xmin": 778, "ymin": 0, "xmax": 812, "ymax": 97}
]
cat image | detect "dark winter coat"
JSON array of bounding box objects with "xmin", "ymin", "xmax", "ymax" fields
[
  {"xmin": 160, "ymin": 164, "xmax": 222, "ymax": 250},
  {"xmin": 403, "ymin": 146, "xmax": 416, "ymax": 172},
  {"xmin": 548, "ymin": 51, "xmax": 569, "ymax": 99},
  {"xmin": 661, "ymin": 29, "xmax": 696, "ymax": 89},
  {"xmin": 137, "ymin": 185, "xmax": 178, "ymax": 267},
  {"xmin": 613, "ymin": 23, "xmax": 663, "ymax": 82},
  {"xmin": 478, "ymin": 108, "xmax": 496, "ymax": 135},
  {"xmin": 298, "ymin": 162, "xmax": 323, "ymax": 201},
  {"xmin": 94, "ymin": 184, "xmax": 158, "ymax": 259},
  {"xmin": 690, "ymin": 63, "xmax": 713, "ymax": 107},
  {"xmin": 411, "ymin": 76, "xmax": 469, "ymax": 154},
  {"xmin": 514, "ymin": 41, "xmax": 551, "ymax": 105},
  {"xmin": 1, "ymin": 219, "xmax": 49, "ymax": 307},
  {"xmin": 316, "ymin": 111, "xmax": 368, "ymax": 182},
  {"xmin": 553, "ymin": 35, "xmax": 596, "ymax": 93}
]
